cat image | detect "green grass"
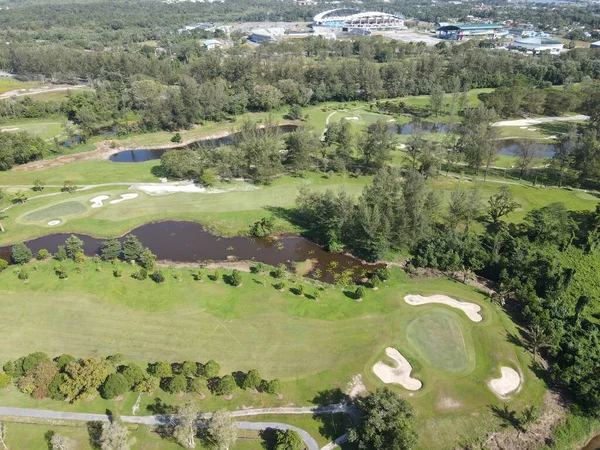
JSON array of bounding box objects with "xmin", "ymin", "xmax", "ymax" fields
[
  {"xmin": 406, "ymin": 312, "xmax": 469, "ymax": 373},
  {"xmin": 0, "ymin": 260, "xmax": 545, "ymax": 449},
  {"xmin": 0, "ymin": 420, "xmax": 263, "ymax": 449},
  {"xmin": 22, "ymin": 200, "xmax": 87, "ymax": 223},
  {"xmin": 0, "ymin": 78, "xmax": 41, "ymax": 95},
  {"xmin": 0, "ymin": 120, "xmax": 66, "ymax": 140}
]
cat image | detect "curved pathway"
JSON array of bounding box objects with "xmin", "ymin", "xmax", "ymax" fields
[{"xmin": 0, "ymin": 404, "xmax": 356, "ymax": 450}]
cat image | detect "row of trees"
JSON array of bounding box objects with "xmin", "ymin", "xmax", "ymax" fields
[
  {"xmin": 1, "ymin": 352, "xmax": 282, "ymax": 403},
  {"xmin": 0, "ymin": 130, "xmax": 48, "ymax": 171}
]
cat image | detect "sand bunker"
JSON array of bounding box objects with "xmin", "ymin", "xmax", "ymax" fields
[
  {"xmin": 373, "ymin": 347, "xmax": 422, "ymax": 391},
  {"xmin": 404, "ymin": 294, "xmax": 483, "ymax": 322},
  {"xmin": 47, "ymin": 220, "xmax": 61, "ymax": 226},
  {"xmin": 344, "ymin": 116, "xmax": 360, "ymax": 121},
  {"xmin": 1, "ymin": 127, "xmax": 20, "ymax": 132},
  {"xmin": 90, "ymin": 195, "xmax": 110, "ymax": 208},
  {"xmin": 489, "ymin": 366, "xmax": 521, "ymax": 397},
  {"xmin": 109, "ymin": 193, "xmax": 139, "ymax": 204},
  {"xmin": 136, "ymin": 184, "xmax": 207, "ymax": 194}
]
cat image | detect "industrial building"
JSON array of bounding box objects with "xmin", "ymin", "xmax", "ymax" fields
[
  {"xmin": 312, "ymin": 9, "xmax": 406, "ymax": 34},
  {"xmin": 436, "ymin": 23, "xmax": 505, "ymax": 40},
  {"xmin": 511, "ymin": 37, "xmax": 564, "ymax": 54}
]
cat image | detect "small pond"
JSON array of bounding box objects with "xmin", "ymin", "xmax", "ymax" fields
[
  {"xmin": 0, "ymin": 221, "xmax": 382, "ymax": 283},
  {"xmin": 109, "ymin": 124, "xmax": 298, "ymax": 163},
  {"xmin": 497, "ymin": 139, "xmax": 556, "ymax": 158},
  {"xmin": 394, "ymin": 120, "xmax": 456, "ymax": 135}
]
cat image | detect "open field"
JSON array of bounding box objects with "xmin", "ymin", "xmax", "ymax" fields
[
  {"xmin": 0, "ymin": 120, "xmax": 66, "ymax": 140},
  {"xmin": 0, "ymin": 260, "xmax": 544, "ymax": 449}
]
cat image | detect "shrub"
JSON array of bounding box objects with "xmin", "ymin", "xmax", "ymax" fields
[
  {"xmin": 249, "ymin": 217, "xmax": 275, "ymax": 238},
  {"xmin": 122, "ymin": 235, "xmax": 144, "ymax": 261},
  {"xmin": 139, "ymin": 248, "xmax": 156, "ymax": 270},
  {"xmin": 212, "ymin": 270, "xmax": 221, "ymax": 282},
  {"xmin": 201, "ymin": 360, "xmax": 220, "ymax": 379},
  {"xmin": 194, "ymin": 270, "xmax": 204, "ymax": 282},
  {"xmin": 113, "ymin": 268, "xmax": 122, "ymax": 278},
  {"xmin": 61, "ymin": 180, "xmax": 78, "ymax": 193},
  {"xmin": 0, "ymin": 373, "xmax": 11, "ymax": 389},
  {"xmin": 274, "ymin": 282, "xmax": 285, "ymax": 291},
  {"xmin": 11, "ymin": 242, "xmax": 32, "ymax": 265},
  {"xmin": 0, "ymin": 259, "xmax": 8, "ymax": 272},
  {"xmin": 355, "ymin": 286, "xmax": 366, "ymax": 300},
  {"xmin": 370, "ymin": 276, "xmax": 381, "ymax": 289},
  {"xmin": 2, "ymin": 360, "xmax": 15, "ymax": 377},
  {"xmin": 242, "ymin": 369, "xmax": 262, "ymax": 390},
  {"xmin": 134, "ymin": 376, "xmax": 160, "ymax": 394},
  {"xmin": 165, "ymin": 375, "xmax": 188, "ymax": 394},
  {"xmin": 213, "ymin": 375, "xmax": 236, "ymax": 396},
  {"xmin": 150, "ymin": 270, "xmax": 165, "ymax": 283},
  {"xmin": 36, "ymin": 249, "xmax": 50, "ymax": 261},
  {"xmin": 54, "ymin": 264, "xmax": 68, "ymax": 279},
  {"xmin": 100, "ymin": 373, "xmax": 129, "ymax": 399},
  {"xmin": 171, "ymin": 132, "xmax": 182, "ymax": 143},
  {"xmin": 313, "ymin": 289, "xmax": 321, "ymax": 300},
  {"xmin": 272, "ymin": 264, "xmax": 286, "ymax": 278},
  {"xmin": 22, "ymin": 352, "xmax": 51, "ymax": 373},
  {"xmin": 375, "ymin": 267, "xmax": 390, "ymax": 281},
  {"xmin": 131, "ymin": 268, "xmax": 147, "ymax": 280},
  {"xmin": 18, "ymin": 267, "xmax": 29, "ymax": 280},
  {"xmin": 230, "ymin": 269, "xmax": 242, "ymax": 287},
  {"xmin": 296, "ymin": 284, "xmax": 304, "ymax": 296}
]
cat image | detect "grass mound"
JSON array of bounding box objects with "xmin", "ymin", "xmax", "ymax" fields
[
  {"xmin": 22, "ymin": 201, "xmax": 87, "ymax": 222},
  {"xmin": 406, "ymin": 312, "xmax": 469, "ymax": 373}
]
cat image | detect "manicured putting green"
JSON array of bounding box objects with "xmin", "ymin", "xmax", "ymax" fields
[
  {"xmin": 22, "ymin": 201, "xmax": 87, "ymax": 222},
  {"xmin": 406, "ymin": 312, "xmax": 469, "ymax": 373}
]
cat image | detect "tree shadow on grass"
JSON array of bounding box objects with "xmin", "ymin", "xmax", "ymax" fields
[
  {"xmin": 490, "ymin": 404, "xmax": 521, "ymax": 430},
  {"xmin": 343, "ymin": 290, "xmax": 360, "ymax": 301},
  {"xmin": 87, "ymin": 421, "xmax": 103, "ymax": 450},
  {"xmin": 262, "ymin": 205, "xmax": 305, "ymax": 229},
  {"xmin": 260, "ymin": 428, "xmax": 279, "ymax": 450},
  {"xmin": 312, "ymin": 388, "xmax": 350, "ymax": 407},
  {"xmin": 147, "ymin": 397, "xmax": 176, "ymax": 415},
  {"xmin": 232, "ymin": 370, "xmax": 246, "ymax": 388},
  {"xmin": 150, "ymin": 165, "xmax": 168, "ymax": 179}
]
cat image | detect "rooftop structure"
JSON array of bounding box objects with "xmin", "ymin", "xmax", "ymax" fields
[
  {"xmin": 313, "ymin": 9, "xmax": 406, "ymax": 34},
  {"xmin": 512, "ymin": 37, "xmax": 564, "ymax": 54},
  {"xmin": 436, "ymin": 23, "xmax": 505, "ymax": 40},
  {"xmin": 249, "ymin": 28, "xmax": 286, "ymax": 43},
  {"xmin": 203, "ymin": 39, "xmax": 224, "ymax": 50}
]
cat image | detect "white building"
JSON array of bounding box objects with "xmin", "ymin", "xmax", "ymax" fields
[
  {"xmin": 512, "ymin": 37, "xmax": 564, "ymax": 54},
  {"xmin": 312, "ymin": 9, "xmax": 406, "ymax": 34},
  {"xmin": 249, "ymin": 28, "xmax": 286, "ymax": 43}
]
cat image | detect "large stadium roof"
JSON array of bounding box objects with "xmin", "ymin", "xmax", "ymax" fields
[
  {"xmin": 514, "ymin": 37, "xmax": 562, "ymax": 45},
  {"xmin": 314, "ymin": 9, "xmax": 404, "ymax": 22},
  {"xmin": 436, "ymin": 24, "xmax": 503, "ymax": 32}
]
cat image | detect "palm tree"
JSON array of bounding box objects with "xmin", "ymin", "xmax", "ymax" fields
[{"xmin": 526, "ymin": 323, "xmax": 552, "ymax": 363}]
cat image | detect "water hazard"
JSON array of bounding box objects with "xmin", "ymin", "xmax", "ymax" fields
[
  {"xmin": 498, "ymin": 139, "xmax": 556, "ymax": 158},
  {"xmin": 0, "ymin": 221, "xmax": 382, "ymax": 283},
  {"xmin": 109, "ymin": 125, "xmax": 298, "ymax": 163}
]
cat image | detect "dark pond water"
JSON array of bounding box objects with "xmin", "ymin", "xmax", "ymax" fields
[
  {"xmin": 498, "ymin": 139, "xmax": 556, "ymax": 158},
  {"xmin": 582, "ymin": 435, "xmax": 600, "ymax": 450},
  {"xmin": 394, "ymin": 120, "xmax": 456, "ymax": 135},
  {"xmin": 109, "ymin": 124, "xmax": 298, "ymax": 163},
  {"xmin": 0, "ymin": 221, "xmax": 382, "ymax": 283}
]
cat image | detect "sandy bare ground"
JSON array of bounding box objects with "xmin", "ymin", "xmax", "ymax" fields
[
  {"xmin": 372, "ymin": 347, "xmax": 422, "ymax": 391},
  {"xmin": 488, "ymin": 366, "xmax": 521, "ymax": 398},
  {"xmin": 491, "ymin": 115, "xmax": 589, "ymax": 127},
  {"xmin": 0, "ymin": 84, "xmax": 88, "ymax": 99},
  {"xmin": 345, "ymin": 374, "xmax": 367, "ymax": 399},
  {"xmin": 404, "ymin": 294, "xmax": 483, "ymax": 322},
  {"xmin": 485, "ymin": 391, "xmax": 567, "ymax": 450}
]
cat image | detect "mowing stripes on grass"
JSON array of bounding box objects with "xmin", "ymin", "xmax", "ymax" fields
[
  {"xmin": 22, "ymin": 201, "xmax": 87, "ymax": 222},
  {"xmin": 406, "ymin": 313, "xmax": 469, "ymax": 373}
]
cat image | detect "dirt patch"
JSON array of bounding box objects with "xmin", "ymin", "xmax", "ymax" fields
[
  {"xmin": 485, "ymin": 391, "xmax": 567, "ymax": 450},
  {"xmin": 437, "ymin": 397, "xmax": 462, "ymax": 410},
  {"xmin": 346, "ymin": 374, "xmax": 367, "ymax": 398}
]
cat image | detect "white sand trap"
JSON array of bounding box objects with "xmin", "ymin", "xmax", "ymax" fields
[
  {"xmin": 47, "ymin": 220, "xmax": 61, "ymax": 226},
  {"xmin": 136, "ymin": 184, "xmax": 207, "ymax": 194},
  {"xmin": 90, "ymin": 195, "xmax": 110, "ymax": 208},
  {"xmin": 404, "ymin": 294, "xmax": 483, "ymax": 322},
  {"xmin": 519, "ymin": 126, "xmax": 528, "ymax": 129},
  {"xmin": 489, "ymin": 367, "xmax": 521, "ymax": 397},
  {"xmin": 1, "ymin": 127, "xmax": 20, "ymax": 132},
  {"xmin": 109, "ymin": 193, "xmax": 139, "ymax": 204},
  {"xmin": 343, "ymin": 116, "xmax": 359, "ymax": 121},
  {"xmin": 373, "ymin": 347, "xmax": 422, "ymax": 391}
]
